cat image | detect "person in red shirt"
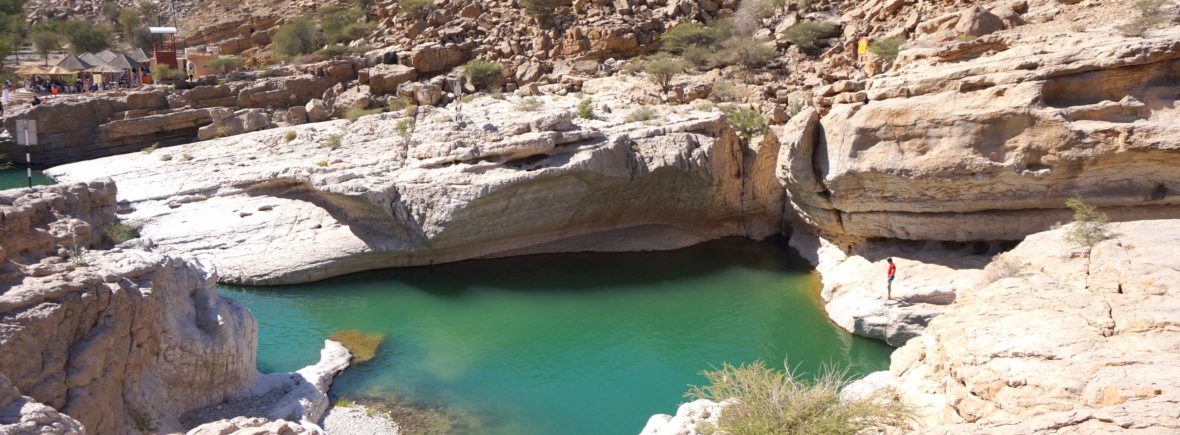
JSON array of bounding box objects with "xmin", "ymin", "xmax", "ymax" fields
[{"xmin": 886, "ymin": 257, "xmax": 896, "ymax": 300}]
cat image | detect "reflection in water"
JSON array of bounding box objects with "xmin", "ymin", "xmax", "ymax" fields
[{"xmin": 221, "ymin": 237, "xmax": 893, "ymax": 435}]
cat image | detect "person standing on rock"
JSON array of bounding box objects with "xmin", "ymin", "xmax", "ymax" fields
[{"xmin": 886, "ymin": 257, "xmax": 896, "ymax": 300}]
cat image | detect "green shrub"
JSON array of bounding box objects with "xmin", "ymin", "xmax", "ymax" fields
[
  {"xmin": 1117, "ymin": 0, "xmax": 1172, "ymax": 37},
  {"xmin": 687, "ymin": 361, "xmax": 913, "ymax": 435},
  {"xmin": 319, "ymin": 6, "xmax": 364, "ymax": 44},
  {"xmin": 712, "ymin": 80, "xmax": 737, "ymax": 102},
  {"xmin": 642, "ymin": 54, "xmax": 690, "ymax": 92},
  {"xmin": 399, "ymin": 0, "xmax": 434, "ymax": 19},
  {"xmin": 103, "ymin": 220, "xmax": 139, "ymax": 244},
  {"xmin": 661, "ymin": 21, "xmax": 732, "ymax": 53},
  {"xmin": 1065, "ymin": 198, "xmax": 1111, "ymax": 248},
  {"xmin": 869, "ymin": 37, "xmax": 904, "ymax": 61},
  {"xmin": 316, "ymin": 160, "xmax": 329, "ymax": 167},
  {"xmin": 329, "ymin": 329, "xmax": 386, "ymax": 363},
  {"xmin": 30, "ymin": 31, "xmax": 62, "ymax": 65},
  {"xmin": 693, "ymin": 99, "xmax": 716, "ymax": 112},
  {"xmin": 522, "ymin": 0, "xmax": 570, "ymax": 27},
  {"xmin": 728, "ymin": 107, "xmax": 768, "ymax": 143},
  {"xmin": 463, "ymin": 60, "xmax": 504, "ymax": 90},
  {"xmin": 786, "ymin": 94, "xmax": 811, "ymax": 119},
  {"xmin": 151, "ymin": 63, "xmax": 183, "ymax": 82},
  {"xmin": 624, "ymin": 107, "xmax": 656, "ymax": 123},
  {"xmin": 60, "ymin": 21, "xmax": 112, "ymax": 54},
  {"xmin": 205, "ymin": 56, "xmax": 243, "ymax": 75},
  {"xmin": 334, "ymin": 397, "xmax": 354, "ymax": 408},
  {"xmin": 284, "ymin": 130, "xmax": 297, "ymax": 143},
  {"xmin": 345, "ymin": 106, "xmax": 383, "ymax": 122},
  {"xmin": 780, "ymin": 21, "xmax": 840, "ymax": 54},
  {"xmin": 273, "ymin": 18, "xmax": 323, "ymax": 60},
  {"xmin": 324, "ymin": 134, "xmax": 342, "ymax": 150},
  {"xmin": 720, "ymin": 39, "xmax": 777, "ymax": 69},
  {"xmin": 316, "ymin": 44, "xmax": 346, "ymax": 58},
  {"xmin": 515, "ymin": 97, "xmax": 543, "ymax": 112},
  {"xmin": 396, "ymin": 118, "xmax": 415, "ymax": 150},
  {"xmin": 576, "ymin": 97, "xmax": 594, "ymax": 119},
  {"xmin": 140, "ymin": 143, "xmax": 159, "ymax": 154}
]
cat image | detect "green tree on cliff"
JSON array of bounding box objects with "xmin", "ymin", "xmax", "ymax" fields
[{"xmin": 1065, "ymin": 199, "xmax": 1111, "ymax": 248}]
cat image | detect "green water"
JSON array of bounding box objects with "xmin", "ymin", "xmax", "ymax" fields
[
  {"xmin": 221, "ymin": 238, "xmax": 893, "ymax": 435},
  {"xmin": 0, "ymin": 167, "xmax": 53, "ymax": 190}
]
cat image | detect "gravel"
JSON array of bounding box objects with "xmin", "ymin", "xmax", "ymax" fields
[{"xmin": 321, "ymin": 404, "xmax": 400, "ymax": 435}]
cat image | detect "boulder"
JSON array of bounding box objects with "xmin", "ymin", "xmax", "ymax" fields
[
  {"xmin": 406, "ymin": 43, "xmax": 469, "ymax": 73},
  {"xmin": 197, "ymin": 108, "xmax": 275, "ymax": 141},
  {"xmin": 287, "ymin": 105, "xmax": 309, "ymax": 125},
  {"xmin": 331, "ymin": 85, "xmax": 373, "ymax": 116},
  {"xmin": 305, "ymin": 99, "xmax": 331, "ymax": 122},
  {"xmin": 398, "ymin": 82, "xmax": 443, "ymax": 106},
  {"xmin": 367, "ymin": 64, "xmax": 418, "ymax": 96},
  {"xmin": 954, "ymin": 5, "xmax": 1004, "ymax": 37}
]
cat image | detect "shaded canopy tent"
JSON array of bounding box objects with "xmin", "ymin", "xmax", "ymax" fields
[
  {"xmin": 104, "ymin": 54, "xmax": 140, "ymax": 71},
  {"xmin": 78, "ymin": 52, "xmax": 104, "ymax": 66},
  {"xmin": 125, "ymin": 48, "xmax": 151, "ymax": 63},
  {"xmin": 15, "ymin": 65, "xmax": 76, "ymax": 76},
  {"xmin": 87, "ymin": 63, "xmax": 123, "ymax": 74},
  {"xmin": 95, "ymin": 50, "xmax": 120, "ymax": 63},
  {"xmin": 55, "ymin": 54, "xmax": 92, "ymax": 72}
]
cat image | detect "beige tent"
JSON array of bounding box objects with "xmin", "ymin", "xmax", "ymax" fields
[
  {"xmin": 55, "ymin": 55, "xmax": 92, "ymax": 71},
  {"xmin": 87, "ymin": 63, "xmax": 123, "ymax": 74},
  {"xmin": 15, "ymin": 65, "xmax": 75, "ymax": 76}
]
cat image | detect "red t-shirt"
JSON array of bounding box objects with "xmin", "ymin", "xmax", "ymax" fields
[{"xmin": 888, "ymin": 263, "xmax": 896, "ymax": 277}]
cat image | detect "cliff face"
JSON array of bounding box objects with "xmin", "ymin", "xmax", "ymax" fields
[
  {"xmin": 48, "ymin": 85, "xmax": 784, "ymax": 285},
  {"xmin": 779, "ymin": 31, "xmax": 1180, "ymax": 243},
  {"xmin": 0, "ymin": 182, "xmax": 260, "ymax": 434},
  {"xmin": 863, "ymin": 220, "xmax": 1180, "ymax": 433}
]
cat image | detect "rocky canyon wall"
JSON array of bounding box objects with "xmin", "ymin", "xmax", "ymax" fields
[
  {"xmin": 0, "ymin": 182, "xmax": 261, "ymax": 434},
  {"xmin": 779, "ymin": 32, "xmax": 1180, "ymax": 243},
  {"xmin": 48, "ymin": 85, "xmax": 784, "ymax": 285}
]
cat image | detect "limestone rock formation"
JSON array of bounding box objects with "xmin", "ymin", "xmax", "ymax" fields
[
  {"xmin": 48, "ymin": 89, "xmax": 783, "ymax": 285},
  {"xmin": 0, "ymin": 182, "xmax": 260, "ymax": 434},
  {"xmin": 789, "ymin": 231, "xmax": 991, "ymax": 346},
  {"xmin": 871, "ymin": 220, "xmax": 1180, "ymax": 433},
  {"xmin": 639, "ymin": 399, "xmax": 733, "ymax": 435},
  {"xmin": 780, "ymin": 30, "xmax": 1180, "ymax": 243},
  {"xmin": 182, "ymin": 341, "xmax": 352, "ymax": 433},
  {"xmin": 0, "ymin": 373, "xmax": 84, "ymax": 435}
]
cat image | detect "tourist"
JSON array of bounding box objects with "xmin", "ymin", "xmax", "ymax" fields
[
  {"xmin": 2, "ymin": 86, "xmax": 9, "ymax": 106},
  {"xmin": 885, "ymin": 257, "xmax": 896, "ymax": 300},
  {"xmin": 31, "ymin": 95, "xmax": 41, "ymax": 106}
]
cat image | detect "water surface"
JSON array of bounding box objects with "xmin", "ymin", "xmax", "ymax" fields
[
  {"xmin": 0, "ymin": 167, "xmax": 53, "ymax": 190},
  {"xmin": 221, "ymin": 238, "xmax": 892, "ymax": 435}
]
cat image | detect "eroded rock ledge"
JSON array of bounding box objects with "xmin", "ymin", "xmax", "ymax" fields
[
  {"xmin": 858, "ymin": 220, "xmax": 1180, "ymax": 433},
  {"xmin": 779, "ymin": 32, "xmax": 1180, "ymax": 243},
  {"xmin": 0, "ymin": 183, "xmax": 352, "ymax": 434},
  {"xmin": 49, "ymin": 90, "xmax": 783, "ymax": 285}
]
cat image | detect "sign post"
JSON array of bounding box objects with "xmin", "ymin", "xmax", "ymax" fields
[{"xmin": 14, "ymin": 119, "xmax": 36, "ymax": 189}]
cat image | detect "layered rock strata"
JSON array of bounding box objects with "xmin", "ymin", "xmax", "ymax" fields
[
  {"xmin": 48, "ymin": 90, "xmax": 784, "ymax": 285},
  {"xmin": 861, "ymin": 220, "xmax": 1180, "ymax": 433},
  {"xmin": 780, "ymin": 31, "xmax": 1180, "ymax": 243},
  {"xmin": 0, "ymin": 182, "xmax": 258, "ymax": 433}
]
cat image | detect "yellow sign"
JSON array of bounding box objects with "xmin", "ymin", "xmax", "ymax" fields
[{"xmin": 857, "ymin": 37, "xmax": 869, "ymax": 56}]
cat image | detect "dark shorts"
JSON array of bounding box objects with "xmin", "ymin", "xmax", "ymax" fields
[{"xmin": 888, "ymin": 275, "xmax": 895, "ymax": 282}]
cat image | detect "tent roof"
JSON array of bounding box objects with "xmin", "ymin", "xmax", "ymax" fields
[
  {"xmin": 95, "ymin": 50, "xmax": 119, "ymax": 63},
  {"xmin": 55, "ymin": 54, "xmax": 92, "ymax": 71},
  {"xmin": 79, "ymin": 53, "xmax": 103, "ymax": 65},
  {"xmin": 16, "ymin": 65, "xmax": 75, "ymax": 76},
  {"xmin": 125, "ymin": 48, "xmax": 151, "ymax": 63},
  {"xmin": 104, "ymin": 54, "xmax": 139, "ymax": 70},
  {"xmin": 87, "ymin": 63, "xmax": 123, "ymax": 73}
]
